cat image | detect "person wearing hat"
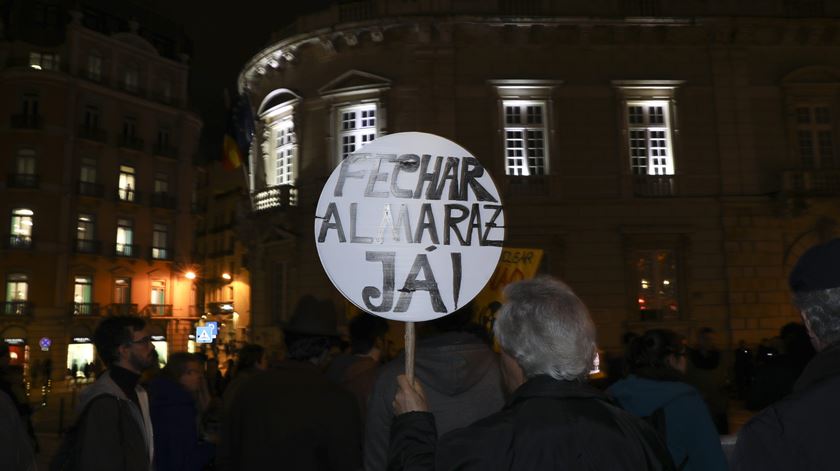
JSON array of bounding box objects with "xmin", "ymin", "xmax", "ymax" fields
[
  {"xmin": 733, "ymin": 238, "xmax": 840, "ymax": 471},
  {"xmin": 215, "ymin": 295, "xmax": 362, "ymax": 471}
]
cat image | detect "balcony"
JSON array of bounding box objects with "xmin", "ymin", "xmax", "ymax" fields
[
  {"xmin": 116, "ymin": 188, "xmax": 141, "ymax": 203},
  {"xmin": 71, "ymin": 302, "xmax": 100, "ymax": 316},
  {"xmin": 74, "ymin": 239, "xmax": 101, "ymax": 254},
  {"xmin": 6, "ymin": 235, "xmax": 32, "ymax": 249},
  {"xmin": 114, "ymin": 243, "xmax": 139, "ymax": 257},
  {"xmin": 339, "ymin": 0, "xmax": 376, "ymax": 21},
  {"xmin": 77, "ymin": 181, "xmax": 105, "ymax": 197},
  {"xmin": 107, "ymin": 303, "xmax": 138, "ymax": 316},
  {"xmin": 252, "ymin": 184, "xmax": 297, "ymax": 212},
  {"xmin": 7, "ymin": 173, "xmax": 39, "ymax": 189},
  {"xmin": 207, "ymin": 301, "xmax": 234, "ymax": 315},
  {"xmin": 150, "ymin": 192, "xmax": 177, "ymax": 209},
  {"xmin": 150, "ymin": 247, "xmax": 172, "ymax": 260},
  {"xmin": 119, "ymin": 136, "xmax": 144, "ymax": 152},
  {"xmin": 143, "ymin": 304, "xmax": 173, "ymax": 316},
  {"xmin": 77, "ymin": 126, "xmax": 108, "ymax": 143},
  {"xmin": 633, "ymin": 175, "xmax": 675, "ymax": 197},
  {"xmin": 782, "ymin": 169, "xmax": 840, "ymax": 196},
  {"xmin": 154, "ymin": 144, "xmax": 178, "ymax": 159},
  {"xmin": 10, "ymin": 114, "xmax": 43, "ymax": 130},
  {"xmin": 2, "ymin": 301, "xmax": 32, "ymax": 316}
]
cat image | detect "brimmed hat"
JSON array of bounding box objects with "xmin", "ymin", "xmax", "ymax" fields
[
  {"xmin": 789, "ymin": 238, "xmax": 840, "ymax": 293},
  {"xmin": 283, "ymin": 295, "xmax": 340, "ymax": 337}
]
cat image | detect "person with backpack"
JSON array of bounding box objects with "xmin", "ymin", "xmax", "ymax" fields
[
  {"xmin": 607, "ymin": 329, "xmax": 727, "ymax": 471},
  {"xmin": 51, "ymin": 315, "xmax": 156, "ymax": 471},
  {"xmin": 389, "ymin": 277, "xmax": 676, "ymax": 471}
]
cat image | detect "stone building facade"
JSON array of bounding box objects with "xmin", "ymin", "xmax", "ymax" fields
[
  {"xmin": 236, "ymin": 0, "xmax": 840, "ymax": 352},
  {"xmin": 0, "ymin": 1, "xmax": 202, "ymax": 379}
]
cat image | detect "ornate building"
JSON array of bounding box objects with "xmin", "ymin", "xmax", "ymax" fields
[
  {"xmin": 0, "ymin": 1, "xmax": 202, "ymax": 379},
  {"xmin": 236, "ymin": 0, "xmax": 840, "ymax": 351}
]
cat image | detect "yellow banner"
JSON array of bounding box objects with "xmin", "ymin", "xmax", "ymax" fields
[{"xmin": 473, "ymin": 248, "xmax": 543, "ymax": 334}]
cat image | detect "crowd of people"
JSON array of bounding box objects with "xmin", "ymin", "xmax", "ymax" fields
[{"xmin": 2, "ymin": 238, "xmax": 840, "ymax": 470}]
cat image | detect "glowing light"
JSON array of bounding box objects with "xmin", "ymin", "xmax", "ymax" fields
[
  {"xmin": 185, "ymin": 271, "xmax": 196, "ymax": 280},
  {"xmin": 663, "ymin": 279, "xmax": 671, "ymax": 286},
  {"xmin": 637, "ymin": 298, "xmax": 646, "ymax": 304},
  {"xmin": 30, "ymin": 64, "xmax": 42, "ymax": 70},
  {"xmin": 221, "ymin": 273, "xmax": 231, "ymax": 280}
]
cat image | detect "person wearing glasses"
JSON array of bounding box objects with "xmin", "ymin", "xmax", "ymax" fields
[
  {"xmin": 607, "ymin": 329, "xmax": 727, "ymax": 471},
  {"xmin": 57, "ymin": 315, "xmax": 157, "ymax": 470}
]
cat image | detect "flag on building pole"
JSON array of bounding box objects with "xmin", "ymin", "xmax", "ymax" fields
[{"xmin": 222, "ymin": 92, "xmax": 255, "ymax": 171}]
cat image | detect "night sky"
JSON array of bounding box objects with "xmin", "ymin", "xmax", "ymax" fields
[{"xmin": 148, "ymin": 0, "xmax": 331, "ymax": 162}]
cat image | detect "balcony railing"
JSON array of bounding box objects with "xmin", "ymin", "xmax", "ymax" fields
[
  {"xmin": 782, "ymin": 169, "xmax": 840, "ymax": 196},
  {"xmin": 7, "ymin": 173, "xmax": 39, "ymax": 188},
  {"xmin": 339, "ymin": 0, "xmax": 376, "ymax": 21},
  {"xmin": 71, "ymin": 302, "xmax": 100, "ymax": 316},
  {"xmin": 150, "ymin": 192, "xmax": 177, "ymax": 209},
  {"xmin": 119, "ymin": 136, "xmax": 144, "ymax": 151},
  {"xmin": 74, "ymin": 239, "xmax": 101, "ymax": 254},
  {"xmin": 2, "ymin": 301, "xmax": 32, "ymax": 316},
  {"xmin": 107, "ymin": 303, "xmax": 138, "ymax": 316},
  {"xmin": 6, "ymin": 235, "xmax": 33, "ymax": 249},
  {"xmin": 207, "ymin": 301, "xmax": 234, "ymax": 315},
  {"xmin": 77, "ymin": 181, "xmax": 105, "ymax": 197},
  {"xmin": 77, "ymin": 126, "xmax": 108, "ymax": 143},
  {"xmin": 143, "ymin": 304, "xmax": 173, "ymax": 316},
  {"xmin": 252, "ymin": 184, "xmax": 297, "ymax": 211},
  {"xmin": 151, "ymin": 247, "xmax": 172, "ymax": 260},
  {"xmin": 10, "ymin": 114, "xmax": 43, "ymax": 129},
  {"xmin": 116, "ymin": 188, "xmax": 141, "ymax": 203},
  {"xmin": 154, "ymin": 144, "xmax": 178, "ymax": 159},
  {"xmin": 114, "ymin": 243, "xmax": 139, "ymax": 257},
  {"xmin": 633, "ymin": 175, "xmax": 675, "ymax": 197}
]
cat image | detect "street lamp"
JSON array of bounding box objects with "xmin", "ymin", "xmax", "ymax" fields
[
  {"xmin": 185, "ymin": 271, "xmax": 196, "ymax": 280},
  {"xmin": 221, "ymin": 272, "xmax": 231, "ymax": 281}
]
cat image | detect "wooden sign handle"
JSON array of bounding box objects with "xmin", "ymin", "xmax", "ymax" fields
[{"xmin": 405, "ymin": 321, "xmax": 416, "ymax": 383}]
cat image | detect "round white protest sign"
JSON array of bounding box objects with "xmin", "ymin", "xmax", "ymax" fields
[{"xmin": 314, "ymin": 132, "xmax": 505, "ymax": 322}]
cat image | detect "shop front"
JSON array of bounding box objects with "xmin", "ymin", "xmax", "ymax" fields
[
  {"xmin": 2, "ymin": 326, "xmax": 29, "ymax": 370},
  {"xmin": 66, "ymin": 324, "xmax": 96, "ymax": 380},
  {"xmin": 149, "ymin": 323, "xmax": 168, "ymax": 368}
]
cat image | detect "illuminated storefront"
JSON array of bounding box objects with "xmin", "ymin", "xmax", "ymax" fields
[{"xmin": 66, "ymin": 337, "xmax": 95, "ymax": 379}]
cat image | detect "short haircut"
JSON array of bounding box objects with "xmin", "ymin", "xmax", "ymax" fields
[
  {"xmin": 161, "ymin": 352, "xmax": 201, "ymax": 382},
  {"xmin": 348, "ymin": 314, "xmax": 389, "ymax": 354},
  {"xmin": 793, "ymin": 286, "xmax": 840, "ymax": 347},
  {"xmin": 236, "ymin": 344, "xmax": 265, "ymax": 372},
  {"xmin": 626, "ymin": 329, "xmax": 685, "ymax": 374},
  {"xmin": 494, "ymin": 276, "xmax": 596, "ymax": 381},
  {"xmin": 93, "ymin": 316, "xmax": 146, "ymax": 367}
]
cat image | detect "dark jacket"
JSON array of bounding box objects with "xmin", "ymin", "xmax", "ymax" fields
[
  {"xmin": 216, "ymin": 360, "xmax": 362, "ymax": 471},
  {"xmin": 733, "ymin": 342, "xmax": 840, "ymax": 471},
  {"xmin": 388, "ymin": 375, "xmax": 675, "ymax": 471},
  {"xmin": 608, "ymin": 375, "xmax": 728, "ymax": 471},
  {"xmin": 325, "ymin": 354, "xmax": 380, "ymax": 425},
  {"xmin": 146, "ymin": 376, "xmax": 214, "ymax": 471},
  {"xmin": 75, "ymin": 372, "xmax": 154, "ymax": 471},
  {"xmin": 365, "ymin": 332, "xmax": 504, "ymax": 471}
]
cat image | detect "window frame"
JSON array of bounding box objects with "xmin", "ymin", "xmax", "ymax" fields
[
  {"xmin": 793, "ymin": 104, "xmax": 837, "ymax": 169},
  {"xmin": 152, "ymin": 223, "xmax": 169, "ymax": 260},
  {"xmin": 335, "ymin": 102, "xmax": 379, "ymax": 164},
  {"xmin": 118, "ymin": 165, "xmax": 136, "ymax": 201},
  {"xmin": 115, "ymin": 218, "xmax": 134, "ymax": 256},
  {"xmin": 622, "ymin": 230, "xmax": 689, "ymax": 324},
  {"xmin": 501, "ymin": 99, "xmax": 549, "ymax": 176},
  {"xmin": 6, "ymin": 273, "xmax": 29, "ymax": 302}
]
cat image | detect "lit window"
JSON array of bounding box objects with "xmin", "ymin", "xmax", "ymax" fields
[
  {"xmin": 151, "ymin": 280, "xmax": 166, "ymax": 305},
  {"xmin": 87, "ymin": 53, "xmax": 102, "ymax": 81},
  {"xmin": 4, "ymin": 273, "xmax": 29, "ymax": 314},
  {"xmin": 273, "ymin": 118, "xmax": 295, "ymax": 186},
  {"xmin": 635, "ymin": 249, "xmax": 679, "ymax": 321},
  {"xmin": 152, "ymin": 224, "xmax": 169, "ymax": 259},
  {"xmin": 114, "ymin": 277, "xmax": 131, "ymax": 304},
  {"xmin": 73, "ymin": 276, "xmax": 92, "ymax": 304},
  {"xmin": 116, "ymin": 219, "xmax": 134, "ymax": 256},
  {"xmin": 29, "ymin": 52, "xmax": 60, "ymax": 71},
  {"xmin": 627, "ymin": 101, "xmax": 675, "ymax": 176},
  {"xmin": 76, "ymin": 214, "xmax": 94, "ymax": 241},
  {"xmin": 337, "ymin": 103, "xmax": 377, "ymax": 162},
  {"xmin": 503, "ymin": 100, "xmax": 548, "ymax": 176},
  {"xmin": 16, "ymin": 149, "xmax": 36, "ymax": 176},
  {"xmin": 118, "ymin": 165, "xmax": 135, "ymax": 201},
  {"xmin": 10, "ymin": 208, "xmax": 33, "ymax": 248},
  {"xmin": 795, "ymin": 105, "xmax": 836, "ymax": 169}
]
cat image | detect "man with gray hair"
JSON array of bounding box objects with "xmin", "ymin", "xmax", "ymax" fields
[
  {"xmin": 389, "ymin": 276, "xmax": 675, "ymax": 470},
  {"xmin": 733, "ymin": 238, "xmax": 840, "ymax": 471}
]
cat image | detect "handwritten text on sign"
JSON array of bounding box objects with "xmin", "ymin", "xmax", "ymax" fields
[{"xmin": 315, "ymin": 132, "xmax": 505, "ymax": 322}]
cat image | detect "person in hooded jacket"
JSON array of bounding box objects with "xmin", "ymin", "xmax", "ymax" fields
[
  {"xmin": 608, "ymin": 329, "xmax": 727, "ymax": 471},
  {"xmin": 364, "ymin": 303, "xmax": 503, "ymax": 471},
  {"xmin": 146, "ymin": 352, "xmax": 215, "ymax": 471}
]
